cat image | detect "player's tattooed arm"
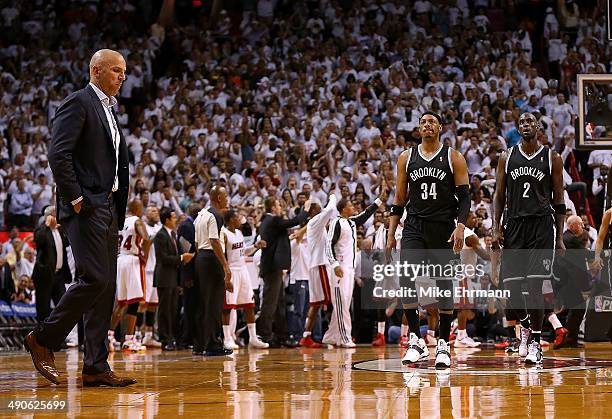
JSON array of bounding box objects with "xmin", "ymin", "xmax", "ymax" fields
[
  {"xmin": 387, "ymin": 149, "xmax": 409, "ymax": 251},
  {"xmin": 491, "ymin": 151, "xmax": 508, "ymax": 248},
  {"xmin": 551, "ymin": 151, "xmax": 566, "ymax": 251}
]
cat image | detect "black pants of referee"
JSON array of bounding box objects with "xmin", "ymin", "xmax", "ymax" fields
[{"xmin": 195, "ymin": 250, "xmax": 224, "ymax": 352}]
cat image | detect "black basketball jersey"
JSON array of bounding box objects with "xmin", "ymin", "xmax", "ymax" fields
[
  {"xmin": 505, "ymin": 144, "xmax": 554, "ymax": 219},
  {"xmin": 405, "ymin": 144, "xmax": 458, "ymax": 221}
]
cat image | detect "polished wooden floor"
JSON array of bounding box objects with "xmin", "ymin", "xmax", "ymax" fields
[{"xmin": 1, "ymin": 344, "xmax": 612, "ymax": 418}]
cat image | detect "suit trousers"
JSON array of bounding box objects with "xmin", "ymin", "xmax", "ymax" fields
[
  {"xmin": 180, "ymin": 285, "xmax": 198, "ymax": 346},
  {"xmin": 35, "ymin": 199, "xmax": 118, "ymax": 374},
  {"xmin": 257, "ymin": 270, "xmax": 288, "ymax": 342},
  {"xmin": 195, "ymin": 250, "xmax": 224, "ymax": 351},
  {"xmin": 157, "ymin": 287, "xmax": 178, "ymax": 344},
  {"xmin": 33, "ymin": 268, "xmax": 66, "ymax": 323}
]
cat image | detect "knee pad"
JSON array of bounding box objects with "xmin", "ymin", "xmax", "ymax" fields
[{"xmin": 126, "ymin": 302, "xmax": 139, "ymax": 316}]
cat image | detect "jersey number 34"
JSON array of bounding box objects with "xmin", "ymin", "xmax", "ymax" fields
[{"xmin": 421, "ymin": 183, "xmax": 437, "ymax": 200}]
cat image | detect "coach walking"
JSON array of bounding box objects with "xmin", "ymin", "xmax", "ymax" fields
[{"xmin": 24, "ymin": 49, "xmax": 136, "ymax": 387}]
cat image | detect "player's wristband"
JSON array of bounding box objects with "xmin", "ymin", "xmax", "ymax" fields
[
  {"xmin": 456, "ymin": 185, "xmax": 470, "ymax": 225},
  {"xmin": 553, "ymin": 204, "xmax": 566, "ymax": 215},
  {"xmin": 390, "ymin": 205, "xmax": 404, "ymax": 217}
]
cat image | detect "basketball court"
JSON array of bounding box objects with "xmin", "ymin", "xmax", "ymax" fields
[{"xmin": 1, "ymin": 344, "xmax": 611, "ymax": 417}]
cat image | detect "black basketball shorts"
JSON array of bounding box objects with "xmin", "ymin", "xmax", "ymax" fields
[
  {"xmin": 500, "ymin": 215, "xmax": 556, "ymax": 286},
  {"xmin": 400, "ymin": 216, "xmax": 457, "ymax": 310}
]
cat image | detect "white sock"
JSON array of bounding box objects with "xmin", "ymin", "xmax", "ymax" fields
[
  {"xmin": 223, "ymin": 325, "xmax": 232, "ymax": 341},
  {"xmin": 247, "ymin": 323, "xmax": 257, "ymax": 340},
  {"xmin": 124, "ymin": 334, "xmax": 133, "ymax": 343},
  {"xmin": 427, "ymin": 330, "xmax": 436, "ymax": 337},
  {"xmin": 377, "ymin": 322, "xmax": 385, "ymax": 334},
  {"xmin": 457, "ymin": 329, "xmax": 467, "ymax": 339},
  {"xmin": 515, "ymin": 325, "xmax": 521, "ymax": 339},
  {"xmin": 401, "ymin": 324, "xmax": 409, "ymax": 337},
  {"xmin": 108, "ymin": 330, "xmax": 115, "ymax": 337},
  {"xmin": 548, "ymin": 313, "xmax": 562, "ymax": 330},
  {"xmin": 303, "ymin": 331, "xmax": 312, "ymax": 338},
  {"xmin": 145, "ymin": 331, "xmax": 152, "ymax": 339}
]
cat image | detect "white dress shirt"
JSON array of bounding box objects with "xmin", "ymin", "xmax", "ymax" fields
[
  {"xmin": 89, "ymin": 82, "xmax": 120, "ymax": 192},
  {"xmin": 50, "ymin": 227, "xmax": 63, "ymax": 271}
]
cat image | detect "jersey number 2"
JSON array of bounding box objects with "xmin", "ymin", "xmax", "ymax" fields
[
  {"xmin": 421, "ymin": 183, "xmax": 437, "ymax": 200},
  {"xmin": 522, "ymin": 182, "xmax": 530, "ymax": 198}
]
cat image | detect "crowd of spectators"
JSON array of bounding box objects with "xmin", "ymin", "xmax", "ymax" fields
[{"xmin": 0, "ymin": 0, "xmax": 610, "ymax": 342}]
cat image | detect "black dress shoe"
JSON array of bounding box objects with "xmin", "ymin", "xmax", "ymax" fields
[
  {"xmin": 282, "ymin": 339, "xmax": 299, "ymax": 348},
  {"xmin": 266, "ymin": 340, "xmax": 281, "ymax": 349},
  {"xmin": 162, "ymin": 342, "xmax": 177, "ymax": 351},
  {"xmin": 205, "ymin": 347, "xmax": 233, "ymax": 356}
]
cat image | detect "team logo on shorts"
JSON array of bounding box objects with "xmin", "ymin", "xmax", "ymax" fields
[{"xmin": 542, "ymin": 258, "xmax": 551, "ymax": 271}]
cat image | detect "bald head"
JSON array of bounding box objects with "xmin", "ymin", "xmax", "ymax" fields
[
  {"xmin": 567, "ymin": 215, "xmax": 584, "ymax": 235},
  {"xmin": 210, "ymin": 185, "xmax": 228, "ymax": 211},
  {"xmin": 127, "ymin": 199, "xmax": 144, "ymax": 218},
  {"xmin": 89, "ymin": 49, "xmax": 126, "ymax": 97}
]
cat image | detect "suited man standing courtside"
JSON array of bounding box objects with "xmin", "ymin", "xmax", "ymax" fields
[
  {"xmin": 177, "ymin": 203, "xmax": 201, "ymax": 348},
  {"xmin": 257, "ymin": 197, "xmax": 310, "ymax": 347},
  {"xmin": 154, "ymin": 207, "xmax": 194, "ymax": 350},
  {"xmin": 32, "ymin": 206, "xmax": 72, "ymax": 323},
  {"xmin": 25, "ymin": 49, "xmax": 135, "ymax": 387}
]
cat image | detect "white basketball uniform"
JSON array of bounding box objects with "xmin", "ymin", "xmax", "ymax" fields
[
  {"xmin": 116, "ymin": 215, "xmax": 145, "ymax": 304},
  {"xmin": 222, "ymin": 227, "xmax": 255, "ymax": 309},
  {"xmin": 306, "ymin": 195, "xmax": 337, "ymax": 307},
  {"xmin": 144, "ymin": 222, "xmax": 162, "ymax": 305}
]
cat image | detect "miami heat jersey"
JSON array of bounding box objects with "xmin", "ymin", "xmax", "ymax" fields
[
  {"xmin": 505, "ymin": 144, "xmax": 553, "ymax": 219},
  {"xmin": 405, "ymin": 144, "xmax": 457, "ymax": 221},
  {"xmin": 119, "ymin": 215, "xmax": 142, "ymax": 257},
  {"xmin": 144, "ymin": 222, "xmax": 162, "ymax": 272},
  {"xmin": 222, "ymin": 227, "xmax": 246, "ymax": 268}
]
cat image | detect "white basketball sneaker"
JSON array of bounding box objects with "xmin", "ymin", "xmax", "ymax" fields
[
  {"xmin": 402, "ymin": 333, "xmax": 429, "ymax": 365},
  {"xmin": 435, "ymin": 339, "xmax": 452, "ymax": 369},
  {"xmin": 249, "ymin": 336, "xmax": 270, "ymax": 349},
  {"xmin": 224, "ymin": 337, "xmax": 239, "ymax": 350},
  {"xmin": 142, "ymin": 333, "xmax": 162, "ymax": 348},
  {"xmin": 524, "ymin": 341, "xmax": 543, "ymax": 365},
  {"xmin": 122, "ymin": 336, "xmax": 146, "ymax": 352},
  {"xmin": 454, "ymin": 335, "xmax": 481, "ymax": 348},
  {"xmin": 339, "ymin": 340, "xmax": 356, "ymax": 348},
  {"xmin": 519, "ymin": 328, "xmax": 531, "ymax": 357}
]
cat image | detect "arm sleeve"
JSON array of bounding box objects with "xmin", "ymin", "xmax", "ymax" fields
[
  {"xmin": 326, "ymin": 218, "xmax": 342, "ymax": 268},
  {"xmin": 350, "ymin": 198, "xmax": 382, "ymax": 227},
  {"xmin": 48, "ymin": 95, "xmax": 86, "ymax": 205},
  {"xmin": 277, "ymin": 210, "xmax": 308, "ymax": 230}
]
